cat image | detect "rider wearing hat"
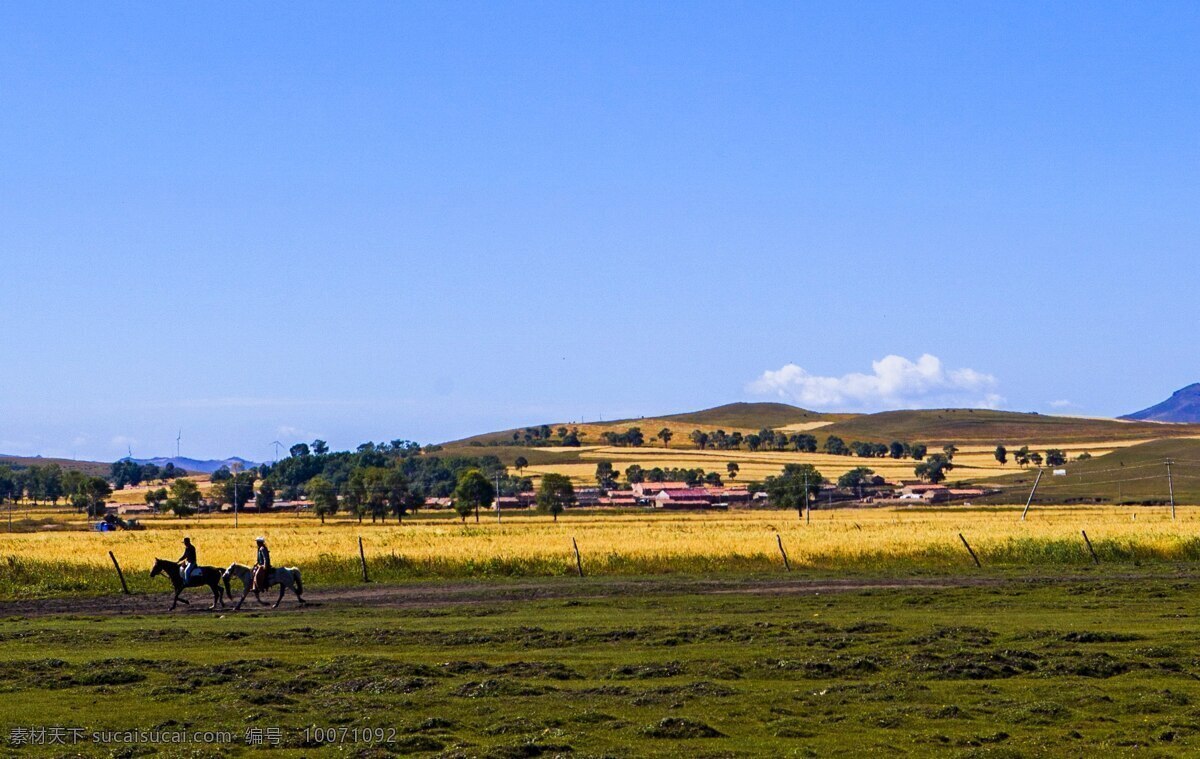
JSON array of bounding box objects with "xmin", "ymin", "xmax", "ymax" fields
[
  {"xmin": 178, "ymin": 537, "xmax": 197, "ymax": 581},
  {"xmin": 252, "ymin": 537, "xmax": 271, "ymax": 591}
]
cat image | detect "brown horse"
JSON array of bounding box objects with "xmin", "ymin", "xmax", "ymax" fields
[{"xmin": 150, "ymin": 558, "xmax": 225, "ymax": 610}]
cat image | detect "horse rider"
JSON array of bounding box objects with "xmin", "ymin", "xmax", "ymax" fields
[
  {"xmin": 252, "ymin": 536, "xmax": 271, "ymax": 591},
  {"xmin": 178, "ymin": 536, "xmax": 197, "ymax": 582}
]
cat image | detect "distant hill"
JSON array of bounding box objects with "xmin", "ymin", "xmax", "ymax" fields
[
  {"xmin": 657, "ymin": 402, "xmax": 848, "ymax": 429},
  {"xmin": 817, "ymin": 408, "xmax": 1200, "ymax": 445},
  {"xmin": 0, "ymin": 455, "xmax": 109, "ymax": 477},
  {"xmin": 445, "ymin": 401, "xmax": 845, "ymax": 449},
  {"xmin": 1122, "ymin": 384, "xmax": 1200, "ymax": 423},
  {"xmin": 129, "ymin": 456, "xmax": 258, "ymax": 474}
]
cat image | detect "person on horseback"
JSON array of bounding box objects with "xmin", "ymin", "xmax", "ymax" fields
[
  {"xmin": 178, "ymin": 537, "xmax": 197, "ymax": 582},
  {"xmin": 252, "ymin": 537, "xmax": 271, "ymax": 592}
]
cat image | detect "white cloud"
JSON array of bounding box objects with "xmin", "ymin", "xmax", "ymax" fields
[
  {"xmin": 1048, "ymin": 399, "xmax": 1074, "ymax": 409},
  {"xmin": 747, "ymin": 354, "xmax": 1003, "ymax": 412}
]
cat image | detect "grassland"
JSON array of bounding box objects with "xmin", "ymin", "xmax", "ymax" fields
[
  {"xmin": 4, "ymin": 573, "xmax": 1200, "ymax": 756},
  {"xmin": 981, "ymin": 438, "xmax": 1200, "ymax": 505},
  {"xmin": 818, "ymin": 408, "xmax": 1200, "ymax": 445}
]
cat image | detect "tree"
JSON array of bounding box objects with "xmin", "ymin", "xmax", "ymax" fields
[
  {"xmin": 657, "ymin": 428, "xmax": 674, "ymax": 448},
  {"xmin": 689, "ymin": 430, "xmax": 710, "ymax": 450},
  {"xmin": 215, "ymin": 471, "xmax": 257, "ymax": 511},
  {"xmin": 307, "ymin": 476, "xmax": 338, "ymax": 524},
  {"xmin": 210, "ymin": 467, "xmax": 232, "ymax": 483},
  {"xmin": 255, "ymin": 481, "xmax": 276, "ymax": 512},
  {"xmin": 165, "ymin": 478, "xmax": 201, "ymax": 517},
  {"xmin": 513, "ymin": 456, "xmax": 529, "ymax": 474},
  {"xmin": 536, "ymin": 473, "xmax": 575, "ymax": 522},
  {"xmin": 625, "ymin": 464, "xmax": 645, "ymax": 484},
  {"xmin": 889, "ymin": 441, "xmax": 906, "ymax": 459},
  {"xmin": 823, "ymin": 436, "xmax": 848, "ymax": 456},
  {"xmin": 910, "ymin": 443, "xmax": 928, "ymax": 461},
  {"xmin": 942, "ymin": 444, "xmax": 958, "ymax": 461},
  {"xmin": 837, "ymin": 467, "xmax": 875, "ymax": 492},
  {"xmin": 311, "ymin": 439, "xmax": 329, "ymax": 456},
  {"xmin": 726, "ymin": 462, "xmax": 739, "ymax": 481},
  {"xmin": 1014, "ymin": 446, "xmax": 1031, "ymax": 468},
  {"xmin": 289, "ymin": 443, "xmax": 311, "ymax": 458},
  {"xmin": 994, "ymin": 445, "xmax": 1008, "ymax": 464},
  {"xmin": 595, "ymin": 461, "xmax": 618, "ymax": 489},
  {"xmin": 453, "ymin": 469, "xmax": 495, "ymax": 523},
  {"xmin": 764, "ymin": 464, "xmax": 824, "ymax": 514},
  {"xmin": 144, "ymin": 487, "xmax": 168, "ymax": 513},
  {"xmin": 1045, "ymin": 449, "xmax": 1067, "ymax": 467},
  {"xmin": 914, "ymin": 454, "xmax": 954, "ymax": 484},
  {"xmin": 1028, "ymin": 452, "xmax": 1044, "ymax": 467}
]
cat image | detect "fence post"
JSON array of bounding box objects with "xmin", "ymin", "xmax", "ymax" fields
[
  {"xmin": 776, "ymin": 533, "xmax": 791, "ymax": 572},
  {"xmin": 958, "ymin": 533, "xmax": 982, "ymax": 568},
  {"xmin": 358, "ymin": 536, "xmax": 370, "ymax": 583},
  {"xmin": 108, "ymin": 551, "xmax": 130, "ymax": 595},
  {"xmin": 1081, "ymin": 530, "xmax": 1099, "ymax": 564},
  {"xmin": 571, "ymin": 537, "xmax": 584, "ymax": 577}
]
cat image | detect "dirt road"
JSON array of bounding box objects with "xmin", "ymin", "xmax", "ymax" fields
[{"xmin": 0, "ymin": 572, "xmax": 1136, "ymax": 617}]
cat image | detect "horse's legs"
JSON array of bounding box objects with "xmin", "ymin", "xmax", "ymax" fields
[
  {"xmin": 293, "ymin": 584, "xmax": 306, "ymax": 606},
  {"xmin": 255, "ymin": 590, "xmax": 269, "ymax": 606},
  {"xmin": 273, "ymin": 585, "xmax": 285, "ymax": 608},
  {"xmin": 235, "ymin": 588, "xmax": 249, "ymax": 611}
]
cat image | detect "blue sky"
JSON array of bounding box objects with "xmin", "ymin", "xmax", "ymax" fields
[{"xmin": 2, "ymin": 2, "xmax": 1198, "ymax": 461}]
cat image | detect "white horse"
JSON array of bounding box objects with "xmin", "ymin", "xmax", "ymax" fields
[{"xmin": 221, "ymin": 562, "xmax": 305, "ymax": 610}]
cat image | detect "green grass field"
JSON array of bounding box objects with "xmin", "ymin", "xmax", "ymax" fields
[
  {"xmin": 979, "ymin": 438, "xmax": 1200, "ymax": 505},
  {"xmin": 3, "ymin": 573, "xmax": 1200, "ymax": 757}
]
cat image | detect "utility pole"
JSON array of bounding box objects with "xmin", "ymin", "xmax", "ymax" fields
[
  {"xmin": 231, "ymin": 461, "xmax": 242, "ymax": 528},
  {"xmin": 1167, "ymin": 459, "xmax": 1176, "ymax": 520},
  {"xmin": 1020, "ymin": 468, "xmax": 1043, "ymax": 521},
  {"xmin": 496, "ymin": 472, "xmax": 502, "ymax": 524},
  {"xmin": 803, "ymin": 472, "xmax": 810, "ymax": 524}
]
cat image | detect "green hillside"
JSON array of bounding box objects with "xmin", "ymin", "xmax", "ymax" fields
[
  {"xmin": 819, "ymin": 408, "xmax": 1200, "ymax": 445},
  {"xmin": 972, "ymin": 438, "xmax": 1200, "ymax": 505}
]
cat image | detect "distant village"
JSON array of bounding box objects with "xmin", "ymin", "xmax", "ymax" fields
[{"xmin": 114, "ymin": 480, "xmax": 995, "ymax": 517}]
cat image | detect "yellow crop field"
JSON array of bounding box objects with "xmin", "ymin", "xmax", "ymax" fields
[{"xmin": 4, "ymin": 506, "xmax": 1200, "ymax": 579}]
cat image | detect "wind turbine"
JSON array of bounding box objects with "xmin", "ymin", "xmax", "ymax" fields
[
  {"xmin": 176, "ymin": 430, "xmax": 182, "ymax": 460},
  {"xmin": 270, "ymin": 441, "xmax": 285, "ymax": 463}
]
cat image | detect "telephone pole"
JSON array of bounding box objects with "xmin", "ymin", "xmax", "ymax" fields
[
  {"xmin": 1020, "ymin": 468, "xmax": 1043, "ymax": 521},
  {"xmin": 803, "ymin": 472, "xmax": 810, "ymax": 524},
  {"xmin": 231, "ymin": 461, "xmax": 242, "ymax": 528},
  {"xmin": 1166, "ymin": 459, "xmax": 1176, "ymax": 520}
]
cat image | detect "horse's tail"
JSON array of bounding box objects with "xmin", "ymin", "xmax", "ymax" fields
[{"xmin": 291, "ymin": 569, "xmax": 302, "ymax": 596}]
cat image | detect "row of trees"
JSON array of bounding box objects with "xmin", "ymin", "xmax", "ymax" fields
[
  {"xmin": 0, "ymin": 464, "xmax": 114, "ymax": 517},
  {"xmin": 993, "ymin": 445, "xmax": 1070, "ymax": 468},
  {"xmin": 109, "ymin": 460, "xmax": 187, "ymax": 488}
]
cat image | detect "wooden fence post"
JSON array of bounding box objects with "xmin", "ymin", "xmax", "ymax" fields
[
  {"xmin": 108, "ymin": 551, "xmax": 130, "ymax": 595},
  {"xmin": 571, "ymin": 537, "xmax": 584, "ymax": 577},
  {"xmin": 776, "ymin": 534, "xmax": 791, "ymax": 572},
  {"xmin": 358, "ymin": 537, "xmax": 370, "ymax": 583},
  {"xmin": 958, "ymin": 533, "xmax": 982, "ymax": 568},
  {"xmin": 1081, "ymin": 530, "xmax": 1099, "ymax": 564}
]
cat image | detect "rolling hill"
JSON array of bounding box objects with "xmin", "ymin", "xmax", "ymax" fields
[
  {"xmin": 817, "ymin": 408, "xmax": 1200, "ymax": 445},
  {"xmin": 656, "ymin": 402, "xmax": 849, "ymax": 429},
  {"xmin": 445, "ymin": 402, "xmax": 843, "ymax": 449},
  {"xmin": 0, "ymin": 455, "xmax": 110, "ymax": 477},
  {"xmin": 973, "ymin": 438, "xmax": 1200, "ymax": 506},
  {"xmin": 1122, "ymin": 384, "xmax": 1200, "ymax": 423}
]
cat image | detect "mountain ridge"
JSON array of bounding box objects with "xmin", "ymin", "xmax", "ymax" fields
[{"xmin": 1121, "ymin": 384, "xmax": 1200, "ymax": 423}]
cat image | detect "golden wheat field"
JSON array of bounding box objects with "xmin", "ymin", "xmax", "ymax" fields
[{"xmin": 4, "ymin": 506, "xmax": 1200, "ymax": 574}]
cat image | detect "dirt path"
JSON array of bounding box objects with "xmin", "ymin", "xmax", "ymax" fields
[{"xmin": 0, "ymin": 572, "xmax": 1138, "ymax": 618}]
